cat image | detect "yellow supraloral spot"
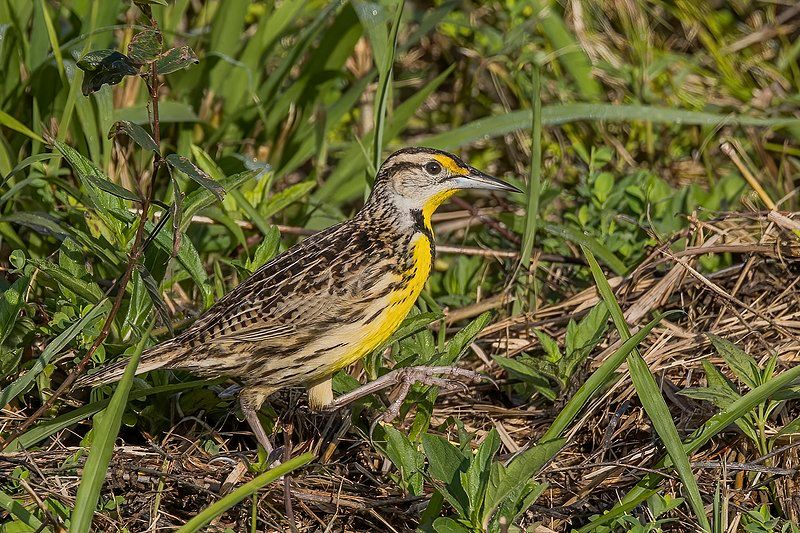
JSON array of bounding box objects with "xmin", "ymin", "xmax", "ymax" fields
[{"xmin": 433, "ymin": 153, "xmax": 468, "ymax": 175}]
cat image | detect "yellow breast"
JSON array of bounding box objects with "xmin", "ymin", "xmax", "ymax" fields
[{"xmin": 328, "ymin": 233, "xmax": 432, "ymax": 373}]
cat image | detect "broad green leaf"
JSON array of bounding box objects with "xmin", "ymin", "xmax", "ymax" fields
[
  {"xmin": 432, "ymin": 517, "xmax": 471, "ymax": 533},
  {"xmin": 482, "ymin": 437, "xmax": 566, "ymax": 529},
  {"xmin": 422, "ymin": 433, "xmax": 470, "ymax": 518},
  {"xmin": 380, "ymin": 424, "xmax": 424, "ymax": 495},
  {"xmin": 261, "ymin": 181, "xmax": 315, "ymax": 219},
  {"xmin": 707, "ymin": 334, "xmax": 760, "ymax": 390},
  {"xmin": 464, "ymin": 429, "xmax": 500, "ymax": 524}
]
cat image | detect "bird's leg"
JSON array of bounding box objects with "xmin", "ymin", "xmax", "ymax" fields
[
  {"xmin": 241, "ymin": 402, "xmax": 274, "ymax": 456},
  {"xmin": 324, "ymin": 366, "xmax": 485, "ymax": 423}
]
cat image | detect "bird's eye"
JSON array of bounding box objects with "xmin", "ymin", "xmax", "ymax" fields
[{"xmin": 424, "ymin": 161, "xmax": 442, "ymax": 175}]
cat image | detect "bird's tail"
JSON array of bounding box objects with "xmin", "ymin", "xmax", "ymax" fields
[{"xmin": 74, "ymin": 340, "xmax": 184, "ymax": 389}]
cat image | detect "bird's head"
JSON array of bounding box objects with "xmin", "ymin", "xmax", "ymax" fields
[{"xmin": 369, "ymin": 147, "xmax": 520, "ymax": 231}]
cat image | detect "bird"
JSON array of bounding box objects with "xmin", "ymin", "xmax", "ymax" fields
[{"xmin": 76, "ymin": 147, "xmax": 520, "ymax": 454}]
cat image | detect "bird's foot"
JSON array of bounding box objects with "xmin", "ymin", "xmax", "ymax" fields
[{"xmin": 324, "ymin": 365, "xmax": 486, "ymax": 423}]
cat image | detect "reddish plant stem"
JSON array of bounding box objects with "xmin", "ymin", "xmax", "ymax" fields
[{"xmin": 0, "ymin": 46, "xmax": 164, "ymax": 452}]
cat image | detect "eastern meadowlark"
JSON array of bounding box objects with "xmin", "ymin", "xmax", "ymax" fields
[{"xmin": 77, "ymin": 147, "xmax": 519, "ymax": 453}]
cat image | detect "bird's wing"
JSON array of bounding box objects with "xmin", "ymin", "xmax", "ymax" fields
[{"xmin": 175, "ymin": 221, "xmax": 394, "ymax": 348}]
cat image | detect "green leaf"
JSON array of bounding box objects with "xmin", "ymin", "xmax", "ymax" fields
[
  {"xmin": 0, "ymin": 109, "xmax": 45, "ymax": 143},
  {"xmin": 33, "ymin": 258, "xmax": 103, "ymax": 304},
  {"xmin": 181, "ymin": 169, "xmax": 260, "ymax": 228},
  {"xmin": 379, "ymin": 424, "xmax": 424, "ymax": 495},
  {"xmin": 422, "ymin": 433, "xmax": 470, "ymax": 518},
  {"xmin": 109, "ymin": 120, "xmax": 159, "ymax": 154},
  {"xmin": 0, "ymin": 302, "xmax": 107, "ymax": 408},
  {"xmin": 482, "ymin": 437, "xmax": 566, "ymax": 529},
  {"xmin": 166, "ymin": 154, "xmax": 225, "ymax": 201},
  {"xmin": 441, "ymin": 311, "xmax": 492, "ymax": 365},
  {"xmin": 175, "ymin": 453, "xmax": 314, "ymax": 533},
  {"xmin": 70, "ymin": 332, "xmax": 149, "ymax": 533},
  {"xmin": 155, "ymin": 46, "xmax": 199, "ymax": 75},
  {"xmin": 0, "ymin": 489, "xmax": 50, "ymax": 533},
  {"xmin": 137, "ymin": 263, "xmax": 172, "ymax": 335},
  {"xmin": 127, "ymin": 29, "xmax": 162, "ymax": 64},
  {"xmin": 707, "ymin": 334, "xmax": 760, "ymax": 390},
  {"xmin": 53, "ymin": 139, "xmax": 139, "ymax": 205},
  {"xmin": 464, "ymin": 429, "xmax": 500, "ymax": 524},
  {"xmin": 261, "ymin": 180, "xmax": 315, "ymax": 219},
  {"xmin": 76, "ymin": 50, "xmax": 139, "ymax": 95},
  {"xmin": 0, "ymin": 275, "xmax": 29, "ymax": 346},
  {"xmin": 432, "ymin": 517, "xmax": 471, "ymax": 533}
]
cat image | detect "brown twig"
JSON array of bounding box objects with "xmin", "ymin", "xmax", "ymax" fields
[{"xmin": 0, "ymin": 24, "xmax": 165, "ymax": 451}]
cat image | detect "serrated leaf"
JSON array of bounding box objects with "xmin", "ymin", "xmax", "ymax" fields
[
  {"xmin": 76, "ymin": 50, "xmax": 139, "ymax": 95},
  {"xmin": 155, "ymin": 46, "xmax": 199, "ymax": 75},
  {"xmin": 166, "ymin": 154, "xmax": 225, "ymax": 201},
  {"xmin": 127, "ymin": 29, "xmax": 162, "ymax": 64},
  {"xmin": 109, "ymin": 120, "xmax": 159, "ymax": 154}
]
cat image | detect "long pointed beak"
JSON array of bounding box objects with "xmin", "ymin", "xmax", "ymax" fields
[{"xmin": 451, "ymin": 166, "xmax": 522, "ymax": 193}]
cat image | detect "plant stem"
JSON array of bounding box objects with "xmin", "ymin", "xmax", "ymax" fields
[{"xmin": 0, "ymin": 16, "xmax": 166, "ymax": 452}]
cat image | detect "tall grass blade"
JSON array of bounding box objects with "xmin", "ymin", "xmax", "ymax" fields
[
  {"xmin": 582, "ymin": 246, "xmax": 710, "ymax": 531},
  {"xmin": 175, "ymin": 452, "xmax": 314, "ymax": 533},
  {"xmin": 69, "ymin": 328, "xmax": 150, "ymax": 533}
]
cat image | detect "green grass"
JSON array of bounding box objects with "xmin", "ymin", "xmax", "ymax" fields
[{"xmin": 1, "ymin": 0, "xmax": 800, "ymax": 531}]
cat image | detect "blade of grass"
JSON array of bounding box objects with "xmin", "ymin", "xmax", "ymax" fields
[
  {"xmin": 530, "ymin": 0, "xmax": 600, "ymax": 100},
  {"xmin": 0, "ymin": 489, "xmax": 52, "ymax": 533},
  {"xmin": 515, "ymin": 60, "xmax": 542, "ymax": 314},
  {"xmin": 372, "ymin": 0, "xmax": 405, "ymax": 181},
  {"xmin": 0, "ymin": 109, "xmax": 44, "ymax": 143},
  {"xmin": 580, "ymin": 359, "xmax": 800, "ymax": 531},
  {"xmin": 175, "ymin": 452, "xmax": 315, "ymax": 533},
  {"xmin": 68, "ymin": 328, "xmax": 150, "ymax": 533},
  {"xmin": 421, "ymin": 104, "xmax": 800, "ymax": 150},
  {"xmin": 582, "ymin": 246, "xmax": 710, "ymax": 531}
]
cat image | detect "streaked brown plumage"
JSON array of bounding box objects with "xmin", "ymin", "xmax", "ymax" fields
[{"xmin": 77, "ymin": 147, "xmax": 519, "ymax": 452}]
